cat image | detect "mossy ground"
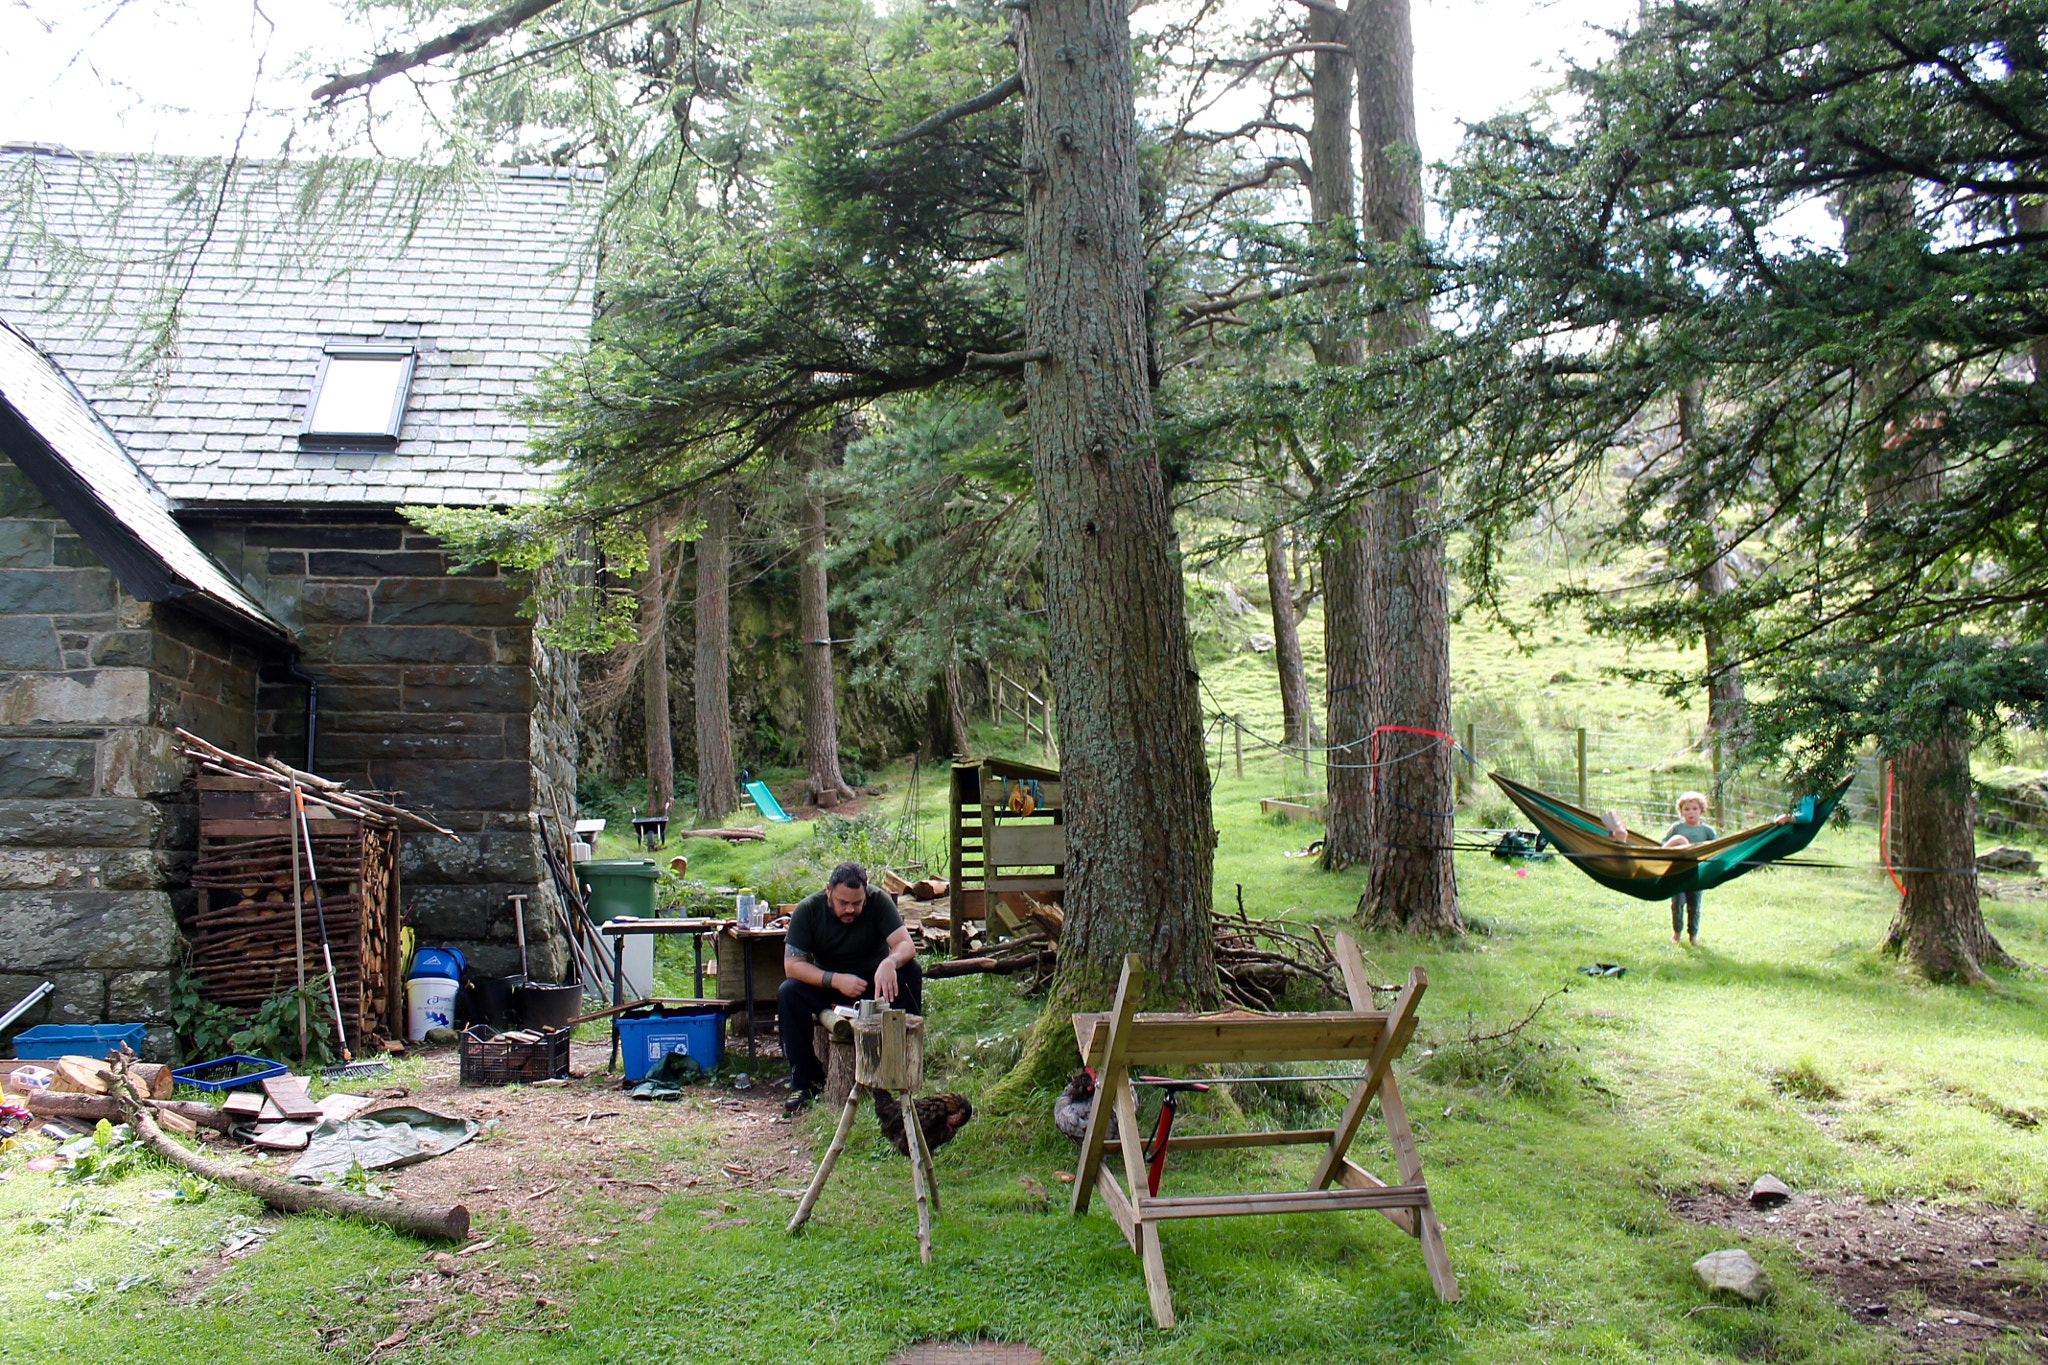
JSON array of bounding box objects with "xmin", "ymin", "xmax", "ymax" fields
[{"xmin": 6, "ymin": 533, "xmax": 2045, "ymax": 1363}]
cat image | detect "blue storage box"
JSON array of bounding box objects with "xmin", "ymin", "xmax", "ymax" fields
[
  {"xmin": 616, "ymin": 1009, "xmax": 723, "ymax": 1082},
  {"xmin": 170, "ymin": 1054, "xmax": 289, "ymax": 1092},
  {"xmin": 12, "ymin": 1023, "xmax": 146, "ymax": 1060}
]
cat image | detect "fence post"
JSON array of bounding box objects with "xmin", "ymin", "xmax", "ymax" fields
[
  {"xmin": 1576, "ymin": 727, "xmax": 1588, "ymax": 810},
  {"xmin": 1043, "ymin": 690, "xmax": 1054, "ymax": 762},
  {"xmin": 1234, "ymin": 717, "xmax": 1243, "ymax": 779}
]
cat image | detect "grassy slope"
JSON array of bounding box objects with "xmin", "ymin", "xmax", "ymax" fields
[{"xmin": 6, "ymin": 541, "xmax": 2047, "ymax": 1363}]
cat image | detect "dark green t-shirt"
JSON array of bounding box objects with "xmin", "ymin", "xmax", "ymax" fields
[
  {"xmin": 1664, "ymin": 821, "xmax": 1715, "ymax": 844},
  {"xmin": 786, "ymin": 886, "xmax": 903, "ymax": 973}
]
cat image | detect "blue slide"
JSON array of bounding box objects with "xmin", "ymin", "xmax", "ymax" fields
[{"xmin": 744, "ymin": 779, "xmax": 792, "ymax": 823}]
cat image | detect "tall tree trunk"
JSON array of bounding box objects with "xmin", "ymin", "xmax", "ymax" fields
[
  {"xmin": 693, "ymin": 492, "xmax": 737, "ymax": 823},
  {"xmin": 798, "ymin": 438, "xmax": 854, "ymax": 806},
  {"xmin": 1263, "ymin": 530, "xmax": 1311, "ymax": 751},
  {"xmin": 1302, "ymin": 0, "xmax": 1375, "ymax": 871},
  {"xmin": 943, "ymin": 652, "xmax": 971, "ymax": 757},
  {"xmin": 1885, "ymin": 730, "xmax": 2007, "ymax": 982},
  {"xmin": 1842, "ymin": 182, "xmax": 2006, "ymax": 982},
  {"xmin": 1011, "ymin": 0, "xmax": 1216, "ymax": 1017},
  {"xmin": 640, "ymin": 512, "xmax": 674, "ymax": 819},
  {"xmin": 1358, "ymin": 0, "xmax": 1459, "ymax": 933},
  {"xmin": 1679, "ymin": 379, "xmax": 1747, "ymax": 740}
]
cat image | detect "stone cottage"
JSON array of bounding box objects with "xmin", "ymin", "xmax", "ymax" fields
[{"xmin": 0, "ymin": 148, "xmax": 597, "ymax": 1054}]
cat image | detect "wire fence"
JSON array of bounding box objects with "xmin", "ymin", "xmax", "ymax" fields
[{"xmin": 1198, "ymin": 709, "xmax": 2048, "ymax": 846}]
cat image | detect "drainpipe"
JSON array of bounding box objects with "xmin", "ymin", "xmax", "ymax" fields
[{"xmin": 284, "ymin": 655, "xmax": 318, "ymax": 773}]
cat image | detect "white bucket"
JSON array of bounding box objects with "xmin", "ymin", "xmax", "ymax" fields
[{"xmin": 406, "ymin": 976, "xmax": 460, "ymax": 1040}]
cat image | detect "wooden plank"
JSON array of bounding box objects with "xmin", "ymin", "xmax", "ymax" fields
[
  {"xmin": 202, "ymin": 818, "xmax": 363, "ymax": 838},
  {"xmin": 1332, "ymin": 931, "xmax": 1374, "ymax": 1012},
  {"xmin": 1338, "ymin": 1158, "xmax": 1419, "ymax": 1236},
  {"xmin": 1070, "ymin": 953, "xmax": 1142, "ymax": 1217},
  {"xmin": 1379, "ymin": 1070, "xmax": 1460, "ymax": 1301},
  {"xmin": 1104, "ymin": 1129, "xmax": 1336, "ymax": 1154},
  {"xmin": 987, "ymin": 822, "xmax": 1066, "ymax": 868},
  {"xmin": 982, "ymin": 875, "xmax": 1066, "ymax": 893},
  {"xmin": 261, "ymin": 1075, "xmax": 320, "ymax": 1121},
  {"xmin": 1137, "ymin": 1184, "xmax": 1431, "ymax": 1220},
  {"xmin": 220, "ymin": 1091, "xmax": 266, "ymax": 1121},
  {"xmin": 1311, "ymin": 967, "xmax": 1425, "ymax": 1190},
  {"xmin": 1073, "ymin": 1012, "xmax": 1389, "ymax": 1066},
  {"xmin": 1095, "ymin": 1167, "xmax": 1140, "ymax": 1251}
]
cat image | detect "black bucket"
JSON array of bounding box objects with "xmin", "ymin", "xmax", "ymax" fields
[
  {"xmin": 521, "ymin": 982, "xmax": 584, "ymax": 1031},
  {"xmin": 473, "ymin": 974, "xmax": 526, "ymax": 1030}
]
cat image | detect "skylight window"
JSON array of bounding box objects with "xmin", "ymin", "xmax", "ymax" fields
[{"xmin": 300, "ymin": 345, "xmax": 416, "ymax": 447}]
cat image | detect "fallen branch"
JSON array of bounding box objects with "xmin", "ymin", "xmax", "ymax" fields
[
  {"xmin": 112, "ymin": 1069, "xmax": 468, "ymax": 1241},
  {"xmin": 925, "ymin": 949, "xmax": 1057, "ymax": 979},
  {"xmin": 29, "ymin": 1092, "xmax": 233, "ymax": 1132},
  {"xmin": 675, "ymin": 827, "xmax": 767, "ymax": 842}
]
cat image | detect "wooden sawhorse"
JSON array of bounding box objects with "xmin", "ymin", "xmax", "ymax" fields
[{"xmin": 1069, "ymin": 935, "xmax": 1457, "ymax": 1327}]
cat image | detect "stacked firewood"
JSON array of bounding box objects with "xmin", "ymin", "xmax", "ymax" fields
[
  {"xmin": 183, "ymin": 826, "xmax": 394, "ymax": 1036},
  {"xmin": 927, "ymin": 893, "xmax": 1355, "ymax": 1012}
]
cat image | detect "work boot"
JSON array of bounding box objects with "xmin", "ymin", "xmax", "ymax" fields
[{"xmin": 781, "ymin": 1086, "xmax": 819, "ymax": 1114}]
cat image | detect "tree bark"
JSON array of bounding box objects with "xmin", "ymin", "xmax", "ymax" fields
[
  {"xmin": 1264, "ymin": 530, "xmax": 1312, "ymax": 751},
  {"xmin": 1884, "ymin": 730, "xmax": 2008, "ymax": 982},
  {"xmin": 1010, "ymin": 0, "xmax": 1216, "ymax": 1015},
  {"xmin": 640, "ymin": 512, "xmax": 675, "ymax": 819},
  {"xmin": 798, "ymin": 433, "xmax": 855, "ymax": 806},
  {"xmin": 1842, "ymin": 181, "xmax": 2004, "ymax": 982},
  {"xmin": 1679, "ymin": 379, "xmax": 1747, "ymax": 740},
  {"xmin": 1302, "ymin": 0, "xmax": 1376, "ymax": 872},
  {"xmin": 693, "ymin": 492, "xmax": 737, "ymax": 823},
  {"xmin": 943, "ymin": 653, "xmax": 972, "ymax": 756},
  {"xmin": 1357, "ymin": 0, "xmax": 1459, "ymax": 933}
]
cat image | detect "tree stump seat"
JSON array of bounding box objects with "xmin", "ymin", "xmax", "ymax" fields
[{"xmin": 812, "ymin": 1010, "xmax": 857, "ymax": 1107}]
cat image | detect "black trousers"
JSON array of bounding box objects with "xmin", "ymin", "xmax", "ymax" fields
[{"xmin": 776, "ymin": 957, "xmax": 925, "ymax": 1091}]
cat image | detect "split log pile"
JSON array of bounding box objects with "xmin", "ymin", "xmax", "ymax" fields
[
  {"xmin": 173, "ymin": 730, "xmax": 448, "ymax": 1045},
  {"xmin": 924, "ymin": 894, "xmax": 1353, "ymax": 1011}
]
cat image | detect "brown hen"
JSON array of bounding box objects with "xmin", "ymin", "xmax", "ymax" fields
[{"xmin": 872, "ymin": 1090, "xmax": 973, "ymax": 1157}]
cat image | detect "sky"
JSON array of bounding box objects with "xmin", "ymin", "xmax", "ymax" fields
[{"xmin": 0, "ymin": 0, "xmax": 1642, "ymax": 166}]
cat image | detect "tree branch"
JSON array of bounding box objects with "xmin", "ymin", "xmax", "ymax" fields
[
  {"xmin": 312, "ymin": 0, "xmax": 569, "ymax": 104},
  {"xmin": 967, "ymin": 346, "xmax": 1050, "ymax": 367},
  {"xmin": 870, "ymin": 72, "xmax": 1024, "ymax": 150},
  {"xmin": 1175, "ymin": 267, "xmax": 1359, "ymax": 323}
]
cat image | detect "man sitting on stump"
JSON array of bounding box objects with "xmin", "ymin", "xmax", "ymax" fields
[{"xmin": 778, "ymin": 861, "xmax": 922, "ymax": 1111}]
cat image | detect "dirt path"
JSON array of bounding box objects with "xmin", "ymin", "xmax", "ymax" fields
[{"xmin": 1674, "ymin": 1192, "xmax": 2048, "ymax": 1360}]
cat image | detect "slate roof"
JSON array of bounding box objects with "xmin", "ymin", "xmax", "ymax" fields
[
  {"xmin": 0, "ymin": 316, "xmax": 287, "ymax": 643},
  {"xmin": 0, "ymin": 148, "xmax": 597, "ymax": 508}
]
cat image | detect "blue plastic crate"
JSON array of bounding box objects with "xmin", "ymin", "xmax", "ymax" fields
[
  {"xmin": 170, "ymin": 1054, "xmax": 288, "ymax": 1092},
  {"xmin": 616, "ymin": 1009, "xmax": 723, "ymax": 1082},
  {"xmin": 12, "ymin": 1023, "xmax": 145, "ymax": 1060}
]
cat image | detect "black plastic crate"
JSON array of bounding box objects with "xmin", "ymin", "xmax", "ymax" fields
[{"xmin": 459, "ymin": 1026, "xmax": 571, "ymax": 1085}]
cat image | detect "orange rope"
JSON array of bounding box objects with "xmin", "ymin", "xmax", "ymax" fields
[{"xmin": 1880, "ymin": 761, "xmax": 1907, "ymax": 898}]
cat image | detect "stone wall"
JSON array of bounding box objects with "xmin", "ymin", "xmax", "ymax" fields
[
  {"xmin": 0, "ymin": 457, "xmax": 267, "ymax": 1057},
  {"xmin": 187, "ymin": 510, "xmax": 575, "ymax": 983}
]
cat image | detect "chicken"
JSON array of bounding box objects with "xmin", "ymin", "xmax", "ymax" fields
[
  {"xmin": 1053, "ymin": 1068, "xmax": 1100, "ymax": 1142},
  {"xmin": 873, "ymin": 1090, "xmax": 973, "ymax": 1157}
]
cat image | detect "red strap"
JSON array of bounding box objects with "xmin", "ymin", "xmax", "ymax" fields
[{"xmin": 1880, "ymin": 762, "xmax": 1906, "ymax": 898}]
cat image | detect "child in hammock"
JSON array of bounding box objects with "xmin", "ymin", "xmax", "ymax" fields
[{"xmin": 1662, "ymin": 792, "xmax": 1716, "ymax": 944}]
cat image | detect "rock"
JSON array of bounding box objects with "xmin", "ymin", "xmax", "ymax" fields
[
  {"xmin": 1977, "ymin": 846, "xmax": 2039, "ymax": 874},
  {"xmin": 1747, "ymin": 1174, "xmax": 1792, "ymax": 1209},
  {"xmin": 1243, "ymin": 634, "xmax": 1275, "ymax": 653},
  {"xmin": 423, "ymin": 1026, "xmax": 460, "ymax": 1046},
  {"xmin": 1693, "ymin": 1249, "xmax": 1771, "ymax": 1302},
  {"xmin": 1219, "ymin": 581, "xmax": 1255, "ymax": 617}
]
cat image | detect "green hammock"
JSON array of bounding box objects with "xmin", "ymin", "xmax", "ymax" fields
[{"xmin": 1488, "ymin": 772, "xmax": 1853, "ymax": 901}]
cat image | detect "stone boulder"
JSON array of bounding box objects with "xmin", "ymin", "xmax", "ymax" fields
[
  {"xmin": 1977, "ymin": 846, "xmax": 2039, "ymax": 874},
  {"xmin": 1693, "ymin": 1249, "xmax": 1771, "ymax": 1303}
]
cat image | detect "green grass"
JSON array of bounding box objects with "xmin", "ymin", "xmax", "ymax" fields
[
  {"xmin": 9, "ymin": 781, "xmax": 2043, "ymax": 1361},
  {"xmin": 8, "ymin": 533, "xmax": 2047, "ymax": 1361}
]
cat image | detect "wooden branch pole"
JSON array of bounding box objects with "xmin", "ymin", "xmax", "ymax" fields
[
  {"xmin": 111, "ymin": 1074, "xmax": 468, "ymax": 1241},
  {"xmin": 787, "ymin": 1009, "xmax": 938, "ymax": 1263}
]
